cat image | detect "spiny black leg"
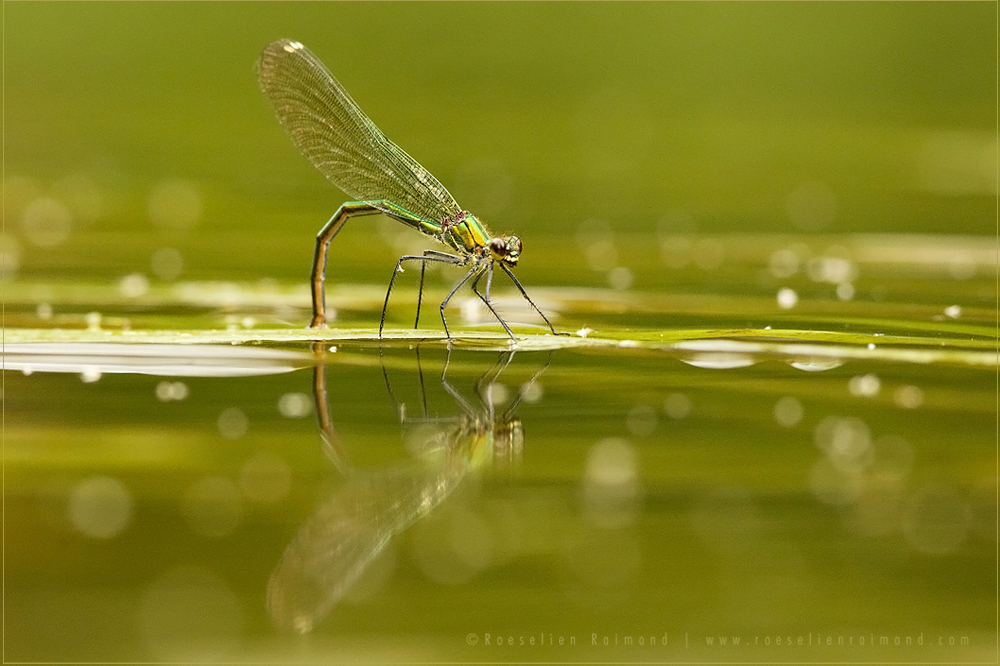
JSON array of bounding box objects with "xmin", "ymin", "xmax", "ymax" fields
[
  {"xmin": 380, "ymin": 255, "xmax": 419, "ymax": 339},
  {"xmin": 498, "ymin": 262, "xmax": 569, "ymax": 336},
  {"xmin": 439, "ymin": 263, "xmax": 485, "ymax": 341},
  {"xmin": 415, "ymin": 261, "xmax": 427, "ymax": 329},
  {"xmin": 380, "ymin": 253, "xmax": 465, "ymax": 339},
  {"xmin": 471, "ymin": 262, "xmax": 516, "ymax": 341},
  {"xmin": 414, "ymin": 249, "xmax": 456, "ymax": 330}
]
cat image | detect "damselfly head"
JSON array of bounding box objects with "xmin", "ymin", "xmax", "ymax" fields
[{"xmin": 489, "ymin": 236, "xmax": 522, "ymax": 265}]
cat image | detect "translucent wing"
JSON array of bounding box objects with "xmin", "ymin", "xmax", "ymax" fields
[
  {"xmin": 257, "ymin": 39, "xmax": 462, "ymax": 224},
  {"xmin": 266, "ymin": 463, "xmax": 467, "ymax": 633}
]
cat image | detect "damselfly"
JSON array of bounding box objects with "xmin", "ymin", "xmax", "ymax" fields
[{"xmin": 257, "ymin": 39, "xmax": 566, "ymax": 341}]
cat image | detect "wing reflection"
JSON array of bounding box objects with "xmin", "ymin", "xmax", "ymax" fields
[{"xmin": 267, "ymin": 348, "xmax": 546, "ymax": 634}]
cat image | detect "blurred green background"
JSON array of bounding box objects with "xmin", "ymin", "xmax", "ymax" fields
[
  {"xmin": 4, "ymin": 5, "xmax": 996, "ymax": 662},
  {"xmin": 5, "ymin": 2, "xmax": 996, "ymax": 291}
]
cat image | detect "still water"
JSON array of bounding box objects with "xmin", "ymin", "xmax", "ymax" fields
[
  {"xmin": 5, "ymin": 3, "xmax": 996, "ymax": 662},
  {"xmin": 5, "ymin": 231, "xmax": 995, "ymax": 663}
]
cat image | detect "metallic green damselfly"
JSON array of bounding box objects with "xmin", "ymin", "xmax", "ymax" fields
[{"xmin": 257, "ymin": 39, "xmax": 565, "ymax": 341}]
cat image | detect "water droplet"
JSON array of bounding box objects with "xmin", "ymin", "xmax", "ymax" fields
[
  {"xmin": 583, "ymin": 438, "xmax": 641, "ymax": 528},
  {"xmin": 660, "ymin": 235, "xmax": 693, "ymax": 269},
  {"xmin": 218, "ymin": 407, "xmax": 248, "ymax": 439},
  {"xmin": 681, "ymin": 354, "xmax": 755, "ymax": 369},
  {"xmin": 663, "ymin": 392, "xmax": 692, "ymax": 419},
  {"xmin": 773, "ymin": 396, "xmax": 804, "ymax": 428},
  {"xmin": 815, "ymin": 416, "xmax": 872, "ymax": 473},
  {"xmin": 119, "ymin": 272, "xmax": 150, "ymax": 298},
  {"xmin": 68, "ymin": 476, "xmax": 133, "ymax": 539},
  {"xmin": 80, "ymin": 366, "xmax": 102, "ymax": 383},
  {"xmin": 486, "ymin": 382, "xmax": 510, "ymax": 407},
  {"xmin": 607, "ymin": 266, "xmax": 633, "ymax": 291},
  {"xmin": 777, "ymin": 288, "xmax": 798, "ymax": 309},
  {"xmin": 769, "ymin": 247, "xmax": 803, "ymax": 278},
  {"xmin": 277, "ymin": 392, "xmax": 312, "ymax": 418},
  {"xmin": 151, "ymin": 247, "xmax": 184, "ymax": 280},
  {"xmin": 808, "ymin": 254, "xmax": 857, "ymax": 284},
  {"xmin": 576, "ymin": 219, "xmax": 617, "ymax": 271},
  {"xmin": 156, "ymin": 381, "xmax": 189, "ymax": 402},
  {"xmin": 789, "ymin": 357, "xmax": 844, "ymax": 372},
  {"xmin": 520, "ymin": 380, "xmax": 544, "ymax": 404},
  {"xmin": 1, "ymin": 235, "xmax": 22, "ymax": 281},
  {"xmin": 848, "ymin": 373, "xmax": 881, "ymax": 398},
  {"xmin": 626, "ymin": 404, "xmax": 657, "ymax": 437},
  {"xmin": 893, "ymin": 384, "xmax": 924, "ymax": 409},
  {"xmin": 22, "ymin": 197, "xmax": 73, "ymax": 247}
]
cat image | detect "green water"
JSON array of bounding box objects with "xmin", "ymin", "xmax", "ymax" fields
[
  {"xmin": 4, "ymin": 2, "xmax": 996, "ymax": 663},
  {"xmin": 5, "ymin": 237, "xmax": 996, "ymax": 662}
]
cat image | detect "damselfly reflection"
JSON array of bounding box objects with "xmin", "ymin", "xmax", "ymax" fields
[
  {"xmin": 257, "ymin": 39, "xmax": 567, "ymax": 341},
  {"xmin": 266, "ymin": 349, "xmax": 548, "ymax": 634}
]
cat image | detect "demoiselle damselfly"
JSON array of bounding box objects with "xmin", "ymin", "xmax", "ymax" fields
[{"xmin": 257, "ymin": 39, "xmax": 566, "ymax": 341}]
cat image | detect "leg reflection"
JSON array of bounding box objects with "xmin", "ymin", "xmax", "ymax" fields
[{"xmin": 267, "ymin": 346, "xmax": 550, "ymax": 633}]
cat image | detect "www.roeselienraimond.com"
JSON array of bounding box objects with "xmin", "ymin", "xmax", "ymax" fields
[
  {"xmin": 711, "ymin": 633, "xmax": 970, "ymax": 648},
  {"xmin": 468, "ymin": 632, "xmax": 971, "ymax": 649}
]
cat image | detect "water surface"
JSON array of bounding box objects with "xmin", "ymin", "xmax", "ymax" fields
[
  {"xmin": 6, "ymin": 232, "xmax": 995, "ymax": 662},
  {"xmin": 4, "ymin": 3, "xmax": 995, "ymax": 662}
]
